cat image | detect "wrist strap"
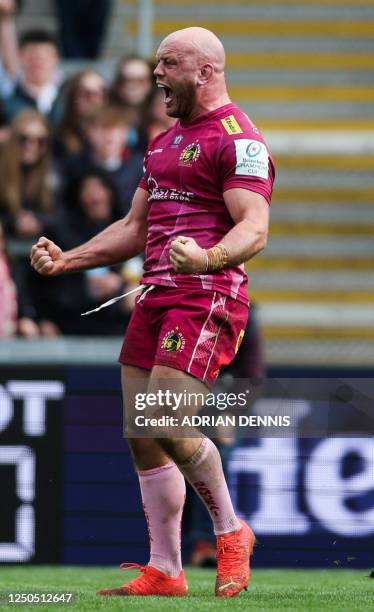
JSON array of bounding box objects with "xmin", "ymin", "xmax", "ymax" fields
[{"xmin": 205, "ymin": 243, "xmax": 229, "ymax": 272}]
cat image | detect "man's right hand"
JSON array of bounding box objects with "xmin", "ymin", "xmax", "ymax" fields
[{"xmin": 30, "ymin": 236, "xmax": 67, "ymax": 276}]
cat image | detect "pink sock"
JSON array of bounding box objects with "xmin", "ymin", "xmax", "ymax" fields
[
  {"xmin": 138, "ymin": 462, "xmax": 186, "ymax": 577},
  {"xmin": 178, "ymin": 437, "xmax": 240, "ymax": 535}
]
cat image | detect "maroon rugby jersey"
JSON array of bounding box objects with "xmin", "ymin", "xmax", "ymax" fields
[{"xmin": 139, "ymin": 102, "xmax": 275, "ymax": 305}]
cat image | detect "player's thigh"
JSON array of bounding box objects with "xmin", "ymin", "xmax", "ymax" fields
[
  {"xmin": 118, "ymin": 293, "xmax": 160, "ymax": 372},
  {"xmin": 122, "ymin": 365, "xmax": 170, "ymax": 469},
  {"xmin": 154, "ymin": 290, "xmax": 248, "ymax": 389}
]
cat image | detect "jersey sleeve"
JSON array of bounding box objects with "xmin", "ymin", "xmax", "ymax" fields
[
  {"xmin": 138, "ymin": 148, "xmax": 149, "ymax": 191},
  {"xmin": 218, "ymin": 128, "xmax": 275, "ymax": 204}
]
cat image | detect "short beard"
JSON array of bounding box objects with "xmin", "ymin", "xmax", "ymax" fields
[{"xmin": 167, "ymin": 80, "xmax": 197, "ymax": 122}]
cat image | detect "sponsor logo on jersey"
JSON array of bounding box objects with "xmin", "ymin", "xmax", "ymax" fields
[
  {"xmin": 221, "ymin": 115, "xmax": 243, "ymax": 135},
  {"xmin": 235, "ymin": 329, "xmax": 245, "ymax": 354},
  {"xmin": 172, "ymin": 135, "xmax": 183, "ymax": 146},
  {"xmin": 179, "ymin": 142, "xmax": 200, "ymax": 166},
  {"xmin": 148, "ymin": 148, "xmax": 163, "ymax": 156},
  {"xmin": 161, "ymin": 328, "xmax": 185, "ymax": 352},
  {"xmin": 234, "ymin": 138, "xmax": 269, "ymax": 179},
  {"xmin": 147, "ymin": 174, "xmax": 194, "ymax": 202},
  {"xmin": 246, "ymin": 141, "xmax": 262, "ymax": 157}
]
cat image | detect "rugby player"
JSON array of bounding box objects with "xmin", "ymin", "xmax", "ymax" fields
[{"xmin": 31, "ymin": 27, "xmax": 275, "ymax": 597}]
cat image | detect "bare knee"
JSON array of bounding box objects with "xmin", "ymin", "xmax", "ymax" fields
[
  {"xmin": 158, "ymin": 437, "xmax": 203, "ymax": 463},
  {"xmin": 127, "ymin": 437, "xmax": 170, "ymax": 470}
]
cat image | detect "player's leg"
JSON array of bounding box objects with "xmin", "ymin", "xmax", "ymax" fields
[
  {"xmin": 97, "ymin": 364, "xmax": 187, "ymax": 596},
  {"xmin": 123, "ymin": 365, "xmax": 186, "ymax": 577},
  {"xmin": 149, "ymin": 364, "xmax": 240, "ymax": 534},
  {"xmin": 151, "ymin": 364, "xmax": 255, "ymax": 598},
  {"xmin": 123, "ymin": 364, "xmax": 169, "ymax": 470},
  {"xmin": 148, "ymin": 288, "xmax": 255, "ymax": 596}
]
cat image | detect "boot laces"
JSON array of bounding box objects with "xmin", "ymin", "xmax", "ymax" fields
[
  {"xmin": 118, "ymin": 563, "xmax": 162, "ymax": 594},
  {"xmin": 217, "ymin": 533, "xmax": 243, "ymax": 576},
  {"xmin": 120, "ymin": 562, "xmax": 146, "ymax": 572}
]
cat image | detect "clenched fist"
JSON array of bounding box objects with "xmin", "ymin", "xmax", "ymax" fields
[
  {"xmin": 169, "ymin": 236, "xmax": 207, "ymax": 274},
  {"xmin": 30, "ymin": 236, "xmax": 67, "ymax": 276}
]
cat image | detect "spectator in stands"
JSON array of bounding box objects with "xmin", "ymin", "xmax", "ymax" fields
[
  {"xmin": 0, "ymin": 0, "xmax": 21, "ymax": 98},
  {"xmin": 62, "ymin": 105, "xmax": 143, "ymax": 215},
  {"xmin": 0, "ymin": 109, "xmax": 59, "ymax": 239},
  {"xmin": 0, "ymin": 99, "xmax": 9, "ymax": 143},
  {"xmin": 109, "ymin": 55, "xmax": 155, "ymax": 153},
  {"xmin": 54, "ymin": 69, "xmax": 106, "ymax": 159},
  {"xmin": 0, "ymin": 4, "xmax": 63, "ymax": 124},
  {"xmin": 24, "ymin": 168, "xmax": 133, "ymax": 335},
  {"xmin": 0, "ymin": 219, "xmax": 17, "ymax": 336},
  {"xmin": 54, "ymin": 0, "xmax": 113, "ymax": 59},
  {"xmin": 0, "ymin": 214, "xmax": 51, "ymax": 338}
]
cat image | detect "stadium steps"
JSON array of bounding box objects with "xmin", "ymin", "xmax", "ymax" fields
[
  {"xmin": 17, "ymin": 1, "xmax": 374, "ymax": 128},
  {"xmin": 120, "ymin": 0, "xmax": 374, "ymax": 128}
]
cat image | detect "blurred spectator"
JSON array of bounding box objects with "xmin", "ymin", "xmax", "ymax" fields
[
  {"xmin": 109, "ymin": 55, "xmax": 154, "ymax": 153},
  {"xmin": 54, "ymin": 69, "xmax": 106, "ymax": 159},
  {"xmin": 0, "ymin": 220, "xmax": 17, "ymax": 336},
  {"xmin": 0, "ymin": 0, "xmax": 19, "ymax": 138},
  {"xmin": 23, "ymin": 168, "xmax": 133, "ymax": 335},
  {"xmin": 225, "ymin": 302, "xmax": 265, "ymax": 382},
  {"xmin": 0, "ymin": 215, "xmax": 50, "ymax": 338},
  {"xmin": 62, "ymin": 105, "xmax": 143, "ymax": 215},
  {"xmin": 0, "ymin": 5, "xmax": 63, "ymax": 124},
  {"xmin": 0, "ymin": 100, "xmax": 9, "ymax": 143},
  {"xmin": 54, "ymin": 0, "xmax": 113, "ymax": 59},
  {"xmin": 0, "ymin": 109, "xmax": 59, "ymax": 239},
  {"xmin": 144, "ymin": 86, "xmax": 177, "ymax": 141},
  {"xmin": 0, "ymin": 0, "xmax": 21, "ymax": 96}
]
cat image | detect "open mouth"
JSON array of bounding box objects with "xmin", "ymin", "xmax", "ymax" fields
[{"xmin": 158, "ymin": 83, "xmax": 173, "ymax": 104}]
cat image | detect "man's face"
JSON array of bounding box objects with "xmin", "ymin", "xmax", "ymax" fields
[
  {"xmin": 117, "ymin": 59, "xmax": 152, "ymax": 106},
  {"xmin": 87, "ymin": 123, "xmax": 127, "ymax": 161},
  {"xmin": 79, "ymin": 177, "xmax": 112, "ymax": 222},
  {"xmin": 19, "ymin": 43, "xmax": 59, "ymax": 86},
  {"xmin": 154, "ymin": 41, "xmax": 198, "ymax": 121}
]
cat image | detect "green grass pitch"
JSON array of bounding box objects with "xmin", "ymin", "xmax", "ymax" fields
[{"xmin": 0, "ymin": 567, "xmax": 373, "ymax": 611}]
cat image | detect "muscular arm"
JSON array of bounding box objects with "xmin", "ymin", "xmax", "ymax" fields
[
  {"xmin": 169, "ymin": 188, "xmax": 269, "ymax": 273},
  {"xmin": 31, "ymin": 188, "xmax": 149, "ymax": 276},
  {"xmin": 220, "ymin": 188, "xmax": 269, "ymax": 265}
]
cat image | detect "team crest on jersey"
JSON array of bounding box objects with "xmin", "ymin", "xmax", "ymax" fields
[
  {"xmin": 179, "ymin": 142, "xmax": 200, "ymax": 166},
  {"xmin": 161, "ymin": 328, "xmax": 186, "ymax": 352},
  {"xmin": 221, "ymin": 115, "xmax": 243, "ymax": 135}
]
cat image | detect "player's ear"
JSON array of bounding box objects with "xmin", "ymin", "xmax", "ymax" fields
[{"xmin": 198, "ymin": 63, "xmax": 214, "ymax": 85}]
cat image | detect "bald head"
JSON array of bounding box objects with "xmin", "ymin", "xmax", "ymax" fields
[
  {"xmin": 159, "ymin": 27, "xmax": 226, "ymax": 73},
  {"xmin": 154, "ymin": 27, "xmax": 230, "ymax": 121}
]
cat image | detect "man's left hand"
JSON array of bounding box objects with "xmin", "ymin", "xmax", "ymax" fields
[{"xmin": 169, "ymin": 236, "xmax": 207, "ymax": 274}]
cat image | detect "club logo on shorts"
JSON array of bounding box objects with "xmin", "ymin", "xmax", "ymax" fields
[
  {"xmin": 161, "ymin": 328, "xmax": 185, "ymax": 352},
  {"xmin": 179, "ymin": 142, "xmax": 200, "ymax": 166}
]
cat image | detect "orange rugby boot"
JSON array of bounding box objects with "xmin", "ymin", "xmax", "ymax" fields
[
  {"xmin": 215, "ymin": 518, "xmax": 255, "ymax": 597},
  {"xmin": 96, "ymin": 563, "xmax": 188, "ymax": 597}
]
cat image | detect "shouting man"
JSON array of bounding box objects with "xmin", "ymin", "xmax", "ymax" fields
[{"xmin": 31, "ymin": 27, "xmax": 275, "ymax": 597}]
